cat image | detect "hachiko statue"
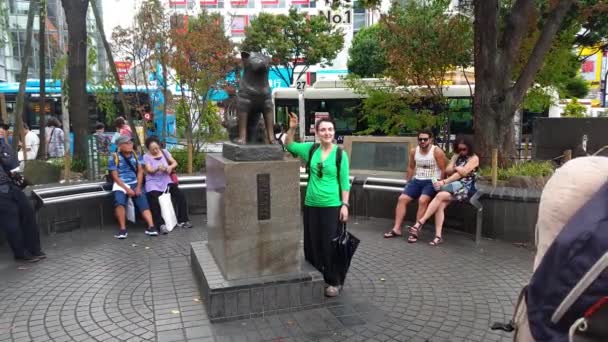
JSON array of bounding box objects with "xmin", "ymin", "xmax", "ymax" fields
[{"xmin": 234, "ymin": 52, "xmax": 275, "ymax": 145}]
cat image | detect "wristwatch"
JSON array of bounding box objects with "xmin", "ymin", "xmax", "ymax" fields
[{"xmin": 341, "ymin": 202, "xmax": 350, "ymax": 208}]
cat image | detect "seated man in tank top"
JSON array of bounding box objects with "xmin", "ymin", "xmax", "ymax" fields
[{"xmin": 383, "ymin": 130, "xmax": 447, "ymax": 243}]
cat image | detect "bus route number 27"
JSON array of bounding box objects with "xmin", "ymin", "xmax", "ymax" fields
[{"xmin": 296, "ymin": 81, "xmax": 306, "ymax": 92}]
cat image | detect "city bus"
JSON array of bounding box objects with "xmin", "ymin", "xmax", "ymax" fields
[
  {"xmin": 272, "ymin": 79, "xmax": 475, "ymax": 143},
  {"xmin": 0, "ymin": 79, "xmax": 176, "ymax": 143}
]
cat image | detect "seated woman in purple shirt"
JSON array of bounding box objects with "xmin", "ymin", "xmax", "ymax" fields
[{"xmin": 143, "ymin": 137, "xmax": 192, "ymax": 234}]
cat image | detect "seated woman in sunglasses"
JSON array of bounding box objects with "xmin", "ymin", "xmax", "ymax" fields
[
  {"xmin": 406, "ymin": 136, "xmax": 479, "ymax": 246},
  {"xmin": 284, "ymin": 112, "xmax": 351, "ymax": 298}
]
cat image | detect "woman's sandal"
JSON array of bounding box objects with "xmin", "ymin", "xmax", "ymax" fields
[
  {"xmin": 429, "ymin": 236, "xmax": 443, "ymax": 246},
  {"xmin": 383, "ymin": 229, "xmax": 402, "ymax": 238},
  {"xmin": 406, "ymin": 221, "xmax": 423, "ymax": 243}
]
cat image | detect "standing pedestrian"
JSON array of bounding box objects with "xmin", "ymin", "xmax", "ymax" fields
[
  {"xmin": 46, "ymin": 118, "xmax": 65, "ymax": 158},
  {"xmin": 285, "ymin": 112, "xmax": 351, "ymax": 297}
]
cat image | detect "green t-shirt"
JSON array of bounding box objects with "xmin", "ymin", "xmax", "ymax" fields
[{"xmin": 286, "ymin": 142, "xmax": 351, "ymax": 207}]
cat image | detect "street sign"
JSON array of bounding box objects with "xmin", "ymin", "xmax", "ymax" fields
[{"xmin": 87, "ymin": 135, "xmax": 101, "ymax": 180}]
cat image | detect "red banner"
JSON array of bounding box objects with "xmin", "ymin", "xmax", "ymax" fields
[{"xmin": 115, "ymin": 61, "xmax": 132, "ymax": 85}]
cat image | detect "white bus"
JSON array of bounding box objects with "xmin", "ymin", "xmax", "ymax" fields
[{"xmin": 272, "ymin": 79, "xmax": 475, "ymax": 142}]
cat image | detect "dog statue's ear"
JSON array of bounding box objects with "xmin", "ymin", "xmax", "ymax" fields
[{"xmin": 241, "ymin": 51, "xmax": 250, "ymax": 59}]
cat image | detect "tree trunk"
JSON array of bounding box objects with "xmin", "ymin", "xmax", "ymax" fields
[
  {"xmin": 13, "ymin": 0, "xmax": 39, "ymax": 152},
  {"xmin": 473, "ymin": 0, "xmax": 574, "ymax": 167},
  {"xmin": 89, "ymin": 0, "xmax": 141, "ymax": 148},
  {"xmin": 161, "ymin": 62, "xmax": 168, "ymax": 143},
  {"xmin": 473, "ymin": 89, "xmax": 517, "ymax": 167},
  {"xmin": 60, "ymin": 0, "xmax": 89, "ymax": 162},
  {"xmin": 38, "ymin": 0, "xmax": 47, "ymax": 159}
]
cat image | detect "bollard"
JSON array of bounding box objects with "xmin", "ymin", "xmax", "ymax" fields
[{"xmin": 491, "ymin": 148, "xmax": 498, "ymax": 188}]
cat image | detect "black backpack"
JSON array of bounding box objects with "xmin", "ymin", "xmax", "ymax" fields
[{"xmin": 305, "ymin": 143, "xmax": 344, "ymax": 199}]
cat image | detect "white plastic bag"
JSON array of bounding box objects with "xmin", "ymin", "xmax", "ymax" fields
[
  {"xmin": 126, "ymin": 198, "xmax": 136, "ymax": 223},
  {"xmin": 159, "ymin": 189, "xmax": 177, "ymax": 231}
]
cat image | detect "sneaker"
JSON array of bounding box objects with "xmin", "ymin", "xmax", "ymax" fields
[
  {"xmin": 32, "ymin": 252, "xmax": 46, "ymax": 259},
  {"xmin": 114, "ymin": 230, "xmax": 128, "ymax": 239},
  {"xmin": 180, "ymin": 221, "xmax": 193, "ymax": 229},
  {"xmin": 325, "ymin": 286, "xmax": 340, "ymax": 297},
  {"xmin": 159, "ymin": 225, "xmax": 169, "ymax": 235},
  {"xmin": 15, "ymin": 254, "xmax": 40, "ymax": 263},
  {"xmin": 145, "ymin": 228, "xmax": 159, "ymax": 236}
]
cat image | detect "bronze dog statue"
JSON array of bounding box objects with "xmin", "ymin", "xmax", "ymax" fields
[{"xmin": 234, "ymin": 52, "xmax": 276, "ymax": 145}]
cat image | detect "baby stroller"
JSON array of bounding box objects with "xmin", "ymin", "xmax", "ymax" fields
[{"xmin": 492, "ymin": 157, "xmax": 608, "ymax": 342}]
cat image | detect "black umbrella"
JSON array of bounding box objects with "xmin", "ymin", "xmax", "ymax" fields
[{"xmin": 330, "ymin": 222, "xmax": 360, "ymax": 285}]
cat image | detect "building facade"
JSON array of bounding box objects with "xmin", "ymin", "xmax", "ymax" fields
[{"xmin": 0, "ymin": 0, "xmax": 107, "ymax": 83}]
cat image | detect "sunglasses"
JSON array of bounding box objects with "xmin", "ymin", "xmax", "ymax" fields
[
  {"xmin": 418, "ymin": 138, "xmax": 429, "ymax": 142},
  {"xmin": 458, "ymin": 147, "xmax": 468, "ymax": 152},
  {"xmin": 317, "ymin": 162, "xmax": 324, "ymax": 179}
]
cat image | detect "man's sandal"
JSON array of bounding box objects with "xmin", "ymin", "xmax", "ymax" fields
[
  {"xmin": 383, "ymin": 229, "xmax": 402, "ymax": 238},
  {"xmin": 429, "ymin": 236, "xmax": 443, "ymax": 246}
]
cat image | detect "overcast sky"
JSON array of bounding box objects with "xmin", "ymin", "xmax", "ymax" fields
[{"xmin": 102, "ymin": 0, "xmax": 138, "ymax": 36}]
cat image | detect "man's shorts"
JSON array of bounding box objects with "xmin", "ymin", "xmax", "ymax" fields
[
  {"xmin": 403, "ymin": 178, "xmax": 437, "ymax": 199},
  {"xmin": 113, "ymin": 183, "xmax": 150, "ymax": 212}
]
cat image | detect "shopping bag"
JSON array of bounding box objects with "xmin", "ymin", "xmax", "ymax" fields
[
  {"xmin": 126, "ymin": 198, "xmax": 136, "ymax": 223},
  {"xmin": 159, "ymin": 188, "xmax": 177, "ymax": 231},
  {"xmin": 330, "ymin": 222, "xmax": 360, "ymax": 285}
]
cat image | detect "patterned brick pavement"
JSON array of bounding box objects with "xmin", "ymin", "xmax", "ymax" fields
[{"xmin": 0, "ymin": 216, "xmax": 533, "ymax": 342}]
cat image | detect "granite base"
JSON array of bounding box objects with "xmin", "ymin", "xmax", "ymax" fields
[
  {"xmin": 222, "ymin": 142, "xmax": 284, "ymax": 161},
  {"xmin": 191, "ymin": 241, "xmax": 326, "ymax": 322}
]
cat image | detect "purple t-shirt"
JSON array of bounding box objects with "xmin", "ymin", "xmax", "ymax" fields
[{"xmin": 143, "ymin": 149, "xmax": 173, "ymax": 193}]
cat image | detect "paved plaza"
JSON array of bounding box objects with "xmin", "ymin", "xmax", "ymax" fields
[{"xmin": 0, "ymin": 216, "xmax": 533, "ymax": 342}]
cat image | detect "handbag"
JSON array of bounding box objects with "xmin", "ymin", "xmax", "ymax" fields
[
  {"xmin": 126, "ymin": 198, "xmax": 136, "ymax": 223},
  {"xmin": 159, "ymin": 187, "xmax": 177, "ymax": 231},
  {"xmin": 161, "ymin": 150, "xmax": 179, "ymax": 184}
]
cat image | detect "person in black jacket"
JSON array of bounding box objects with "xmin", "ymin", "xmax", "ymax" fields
[{"xmin": 0, "ymin": 121, "xmax": 45, "ymax": 262}]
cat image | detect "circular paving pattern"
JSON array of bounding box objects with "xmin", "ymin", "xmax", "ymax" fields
[{"xmin": 0, "ymin": 217, "xmax": 533, "ymax": 342}]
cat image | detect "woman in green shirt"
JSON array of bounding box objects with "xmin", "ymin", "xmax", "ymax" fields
[{"xmin": 285, "ymin": 113, "xmax": 351, "ymax": 297}]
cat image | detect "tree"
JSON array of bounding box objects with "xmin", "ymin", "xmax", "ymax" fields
[
  {"xmin": 347, "ymin": 25, "xmax": 387, "ymax": 77},
  {"xmin": 13, "ymin": 0, "xmax": 39, "ymax": 153},
  {"xmin": 471, "ymin": 0, "xmax": 578, "ymax": 166},
  {"xmin": 351, "ymin": 0, "xmax": 473, "ymax": 140},
  {"xmin": 241, "ymin": 8, "xmax": 344, "ymax": 86},
  {"xmin": 90, "ymin": 0, "xmax": 141, "ymax": 148},
  {"xmin": 60, "ymin": 0, "xmax": 90, "ymax": 161},
  {"xmin": 170, "ymin": 12, "xmax": 235, "ymax": 173},
  {"xmin": 38, "ymin": 0, "xmax": 47, "ymax": 159},
  {"xmin": 136, "ymin": 0, "xmax": 172, "ymax": 142}
]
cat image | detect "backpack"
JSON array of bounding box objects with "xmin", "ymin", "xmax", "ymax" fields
[
  {"xmin": 105, "ymin": 151, "xmax": 142, "ymax": 184},
  {"xmin": 305, "ymin": 143, "xmax": 344, "ymax": 200}
]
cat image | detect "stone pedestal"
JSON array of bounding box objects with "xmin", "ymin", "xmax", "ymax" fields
[
  {"xmin": 205, "ymin": 153, "xmax": 302, "ymax": 280},
  {"xmin": 191, "ymin": 146, "xmax": 325, "ymax": 321}
]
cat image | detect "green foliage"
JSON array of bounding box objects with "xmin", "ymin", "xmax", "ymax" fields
[
  {"xmin": 347, "ymin": 25, "xmax": 387, "ymax": 77},
  {"xmin": 523, "ymin": 86, "xmax": 554, "ymax": 113},
  {"xmin": 241, "ymin": 8, "xmax": 345, "ymax": 85},
  {"xmin": 563, "ymin": 98, "xmax": 587, "ymax": 118},
  {"xmin": 380, "ymin": 0, "xmax": 473, "ymax": 91},
  {"xmin": 564, "ymin": 77, "xmax": 589, "ymax": 99},
  {"xmin": 92, "ymin": 75, "xmax": 119, "ymax": 126},
  {"xmin": 47, "ymin": 157, "xmax": 88, "ymax": 173},
  {"xmin": 358, "ymin": 89, "xmax": 444, "ymax": 135},
  {"xmin": 480, "ymin": 161, "xmax": 555, "ymax": 181},
  {"xmin": 169, "ymin": 149, "xmax": 205, "ymax": 174}
]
